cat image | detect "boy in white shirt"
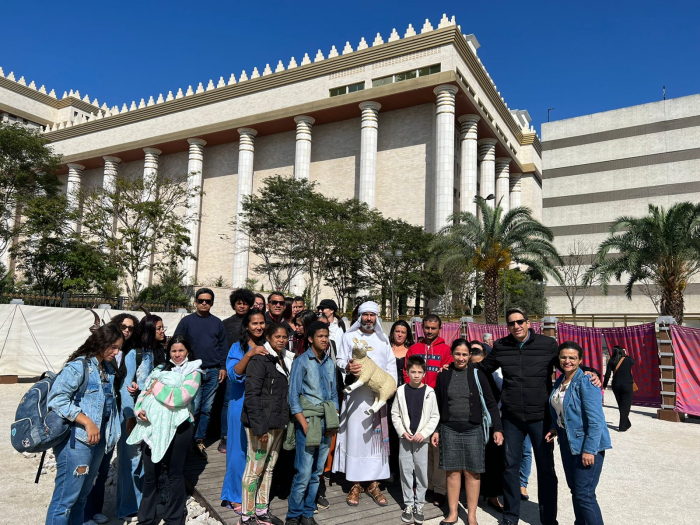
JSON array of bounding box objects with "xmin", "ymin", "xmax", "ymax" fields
[{"xmin": 391, "ymin": 355, "xmax": 441, "ymax": 524}]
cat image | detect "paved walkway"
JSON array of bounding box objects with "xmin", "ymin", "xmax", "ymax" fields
[{"xmin": 1, "ymin": 383, "xmax": 698, "ymax": 525}]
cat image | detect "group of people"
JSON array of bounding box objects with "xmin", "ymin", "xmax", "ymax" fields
[{"xmin": 42, "ymin": 287, "xmax": 617, "ymax": 525}]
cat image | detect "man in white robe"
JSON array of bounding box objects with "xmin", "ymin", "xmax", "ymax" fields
[{"xmin": 332, "ymin": 301, "xmax": 397, "ymax": 506}]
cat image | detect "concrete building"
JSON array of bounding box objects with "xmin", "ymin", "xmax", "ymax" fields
[
  {"xmin": 542, "ymin": 93, "xmax": 700, "ymax": 314},
  {"xmin": 0, "ymin": 15, "xmax": 543, "ymax": 295}
]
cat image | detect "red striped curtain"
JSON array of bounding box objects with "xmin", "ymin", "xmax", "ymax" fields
[
  {"xmin": 669, "ymin": 325, "xmax": 700, "ymax": 416},
  {"xmin": 465, "ymin": 321, "xmax": 542, "ymax": 343},
  {"xmin": 556, "ymin": 323, "xmax": 604, "ymax": 374},
  {"xmin": 413, "ymin": 322, "xmax": 462, "ymax": 345},
  {"xmin": 601, "ymin": 324, "xmax": 661, "ymax": 408}
]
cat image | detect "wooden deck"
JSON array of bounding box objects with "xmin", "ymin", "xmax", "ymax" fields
[{"xmin": 184, "ymin": 439, "xmax": 446, "ymax": 525}]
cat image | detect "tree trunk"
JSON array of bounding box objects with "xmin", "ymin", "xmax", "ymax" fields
[
  {"xmin": 484, "ymin": 269, "xmax": 500, "ymax": 325},
  {"xmin": 662, "ymin": 286, "xmax": 685, "ymax": 324},
  {"xmin": 399, "ymin": 293, "xmax": 407, "ymax": 316},
  {"xmin": 414, "ymin": 285, "xmax": 421, "ymax": 316}
]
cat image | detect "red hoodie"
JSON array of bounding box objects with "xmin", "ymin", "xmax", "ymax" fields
[{"xmin": 403, "ymin": 337, "xmax": 453, "ymax": 387}]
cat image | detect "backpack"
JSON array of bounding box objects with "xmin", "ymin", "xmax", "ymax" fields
[
  {"xmin": 473, "ymin": 368, "xmax": 493, "ymax": 442},
  {"xmin": 10, "ymin": 358, "xmax": 90, "ymax": 482}
]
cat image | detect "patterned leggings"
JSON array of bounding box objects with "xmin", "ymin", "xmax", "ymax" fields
[{"xmin": 241, "ymin": 428, "xmax": 283, "ymax": 516}]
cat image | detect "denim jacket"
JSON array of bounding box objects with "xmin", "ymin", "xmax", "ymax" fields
[
  {"xmin": 549, "ymin": 368, "xmax": 612, "ymax": 456},
  {"xmin": 47, "ymin": 356, "xmax": 121, "ymax": 451},
  {"xmin": 120, "ymin": 348, "xmax": 155, "ymax": 420},
  {"xmin": 288, "ymin": 347, "xmax": 339, "ymax": 416}
]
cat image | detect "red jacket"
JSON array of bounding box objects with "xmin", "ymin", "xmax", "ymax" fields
[{"xmin": 403, "ymin": 337, "xmax": 453, "ymax": 387}]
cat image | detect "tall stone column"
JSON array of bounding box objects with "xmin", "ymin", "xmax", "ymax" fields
[
  {"xmin": 358, "ymin": 101, "xmax": 381, "ymax": 207},
  {"xmin": 478, "ymin": 138, "xmax": 497, "ymax": 208},
  {"xmin": 232, "ymin": 128, "xmax": 257, "ymax": 288},
  {"xmin": 293, "ymin": 116, "xmax": 315, "ymax": 181},
  {"xmin": 139, "ymin": 148, "xmax": 161, "ymax": 289},
  {"xmin": 433, "ymin": 85, "xmax": 459, "ymax": 230},
  {"xmin": 510, "ymin": 173, "xmax": 522, "ymax": 209},
  {"xmin": 184, "ymin": 139, "xmax": 206, "ymax": 284},
  {"xmin": 66, "ymin": 163, "xmax": 84, "ymax": 232},
  {"xmin": 495, "ymin": 157, "xmax": 511, "ymax": 214},
  {"xmin": 458, "ymin": 114, "xmax": 480, "ymax": 216},
  {"xmin": 103, "ymin": 156, "xmax": 121, "ymax": 237}
]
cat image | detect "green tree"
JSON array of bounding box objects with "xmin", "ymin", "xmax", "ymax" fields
[
  {"xmin": 588, "ymin": 202, "xmax": 700, "ymax": 323},
  {"xmin": 81, "ymin": 171, "xmax": 198, "ymax": 300},
  {"xmin": 432, "ymin": 196, "xmax": 561, "ymax": 324},
  {"xmin": 137, "ymin": 261, "xmax": 190, "ymax": 307},
  {"xmin": 498, "ymin": 268, "xmax": 547, "ymax": 317}
]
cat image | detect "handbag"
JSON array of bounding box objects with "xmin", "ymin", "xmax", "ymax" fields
[
  {"xmin": 473, "ymin": 368, "xmax": 492, "ymax": 442},
  {"xmin": 614, "ymin": 356, "xmax": 639, "ymax": 392}
]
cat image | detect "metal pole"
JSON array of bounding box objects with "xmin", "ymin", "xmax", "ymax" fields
[
  {"xmin": 503, "ymin": 269, "xmax": 506, "ymax": 318},
  {"xmin": 391, "ymin": 262, "xmax": 396, "ymax": 322}
]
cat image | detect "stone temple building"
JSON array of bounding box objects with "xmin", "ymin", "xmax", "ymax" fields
[{"xmin": 0, "ymin": 15, "xmax": 542, "ymax": 295}]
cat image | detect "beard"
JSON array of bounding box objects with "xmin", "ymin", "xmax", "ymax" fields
[{"xmin": 361, "ymin": 321, "xmax": 376, "ymax": 331}]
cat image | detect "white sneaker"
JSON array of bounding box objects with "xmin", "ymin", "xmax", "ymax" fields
[
  {"xmin": 83, "ymin": 521, "xmax": 98, "ymax": 525},
  {"xmin": 92, "ymin": 515, "xmax": 109, "ymax": 525}
]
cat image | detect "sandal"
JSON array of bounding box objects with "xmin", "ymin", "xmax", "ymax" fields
[
  {"xmin": 347, "ymin": 483, "xmax": 363, "ymax": 506},
  {"xmin": 367, "ymin": 481, "xmax": 388, "ymax": 507}
]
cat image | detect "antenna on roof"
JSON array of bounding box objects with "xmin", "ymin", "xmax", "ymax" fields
[{"xmin": 663, "ymin": 86, "xmax": 666, "ymax": 100}]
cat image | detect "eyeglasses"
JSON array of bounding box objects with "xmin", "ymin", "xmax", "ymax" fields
[
  {"xmin": 269, "ymin": 300, "xmax": 285, "ymax": 306},
  {"xmin": 197, "ymin": 298, "xmax": 212, "ymax": 305},
  {"xmin": 507, "ymin": 319, "xmax": 527, "ymax": 327},
  {"xmin": 560, "ymin": 356, "xmax": 579, "ymax": 361},
  {"xmin": 119, "ymin": 324, "xmax": 134, "ymax": 332}
]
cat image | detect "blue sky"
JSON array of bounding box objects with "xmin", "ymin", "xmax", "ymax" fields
[{"xmin": 3, "ymin": 0, "xmax": 699, "ymax": 133}]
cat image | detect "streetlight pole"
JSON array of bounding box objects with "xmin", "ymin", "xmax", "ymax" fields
[{"xmin": 384, "ymin": 249, "xmax": 403, "ymax": 321}]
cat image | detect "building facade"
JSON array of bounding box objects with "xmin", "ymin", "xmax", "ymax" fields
[
  {"xmin": 542, "ymin": 93, "xmax": 700, "ymax": 314},
  {"xmin": 1, "ymin": 15, "xmax": 542, "ymax": 295}
]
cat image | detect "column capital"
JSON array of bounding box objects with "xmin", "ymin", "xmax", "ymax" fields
[
  {"xmin": 433, "ymin": 84, "xmax": 459, "ymax": 97},
  {"xmin": 67, "ymin": 163, "xmax": 85, "ymax": 171},
  {"xmin": 237, "ymin": 127, "xmax": 258, "ymax": 137},
  {"xmin": 359, "ymin": 101, "xmax": 381, "ymax": 112},
  {"xmin": 478, "ymin": 138, "xmax": 498, "ymax": 146},
  {"xmin": 103, "ymin": 156, "xmax": 121, "ymax": 164},
  {"xmin": 187, "ymin": 138, "xmax": 207, "ymax": 147},
  {"xmin": 458, "ymin": 114, "xmax": 480, "ymax": 139},
  {"xmin": 143, "ymin": 147, "xmax": 162, "ymax": 156},
  {"xmin": 458, "ymin": 114, "xmax": 480, "ymax": 125},
  {"xmin": 495, "ymin": 157, "xmax": 511, "ymax": 169},
  {"xmin": 294, "ymin": 115, "xmax": 315, "ymax": 126}
]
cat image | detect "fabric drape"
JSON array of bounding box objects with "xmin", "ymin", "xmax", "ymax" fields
[
  {"xmin": 556, "ymin": 323, "xmax": 604, "ymax": 374},
  {"xmin": 669, "ymin": 325, "xmax": 700, "ymax": 417}
]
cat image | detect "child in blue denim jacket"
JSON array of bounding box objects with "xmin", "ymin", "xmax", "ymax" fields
[
  {"xmin": 45, "ymin": 324, "xmax": 123, "ymax": 525},
  {"xmin": 286, "ymin": 321, "xmax": 340, "ymax": 525}
]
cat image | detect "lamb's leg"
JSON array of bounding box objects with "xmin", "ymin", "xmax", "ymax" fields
[
  {"xmin": 365, "ymin": 397, "xmax": 386, "ymax": 416},
  {"xmin": 343, "ymin": 379, "xmax": 364, "ymax": 395}
]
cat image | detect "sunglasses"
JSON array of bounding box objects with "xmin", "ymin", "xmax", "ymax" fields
[
  {"xmin": 470, "ymin": 349, "xmax": 484, "ymax": 355},
  {"xmin": 197, "ymin": 298, "xmax": 212, "ymax": 305},
  {"xmin": 269, "ymin": 300, "xmax": 285, "ymax": 306},
  {"xmin": 507, "ymin": 319, "xmax": 527, "ymax": 327},
  {"xmin": 119, "ymin": 324, "xmax": 134, "ymax": 332}
]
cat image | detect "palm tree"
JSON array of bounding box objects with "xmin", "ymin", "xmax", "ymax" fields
[
  {"xmin": 432, "ymin": 197, "xmax": 562, "ymax": 324},
  {"xmin": 588, "ymin": 202, "xmax": 700, "ymax": 324}
]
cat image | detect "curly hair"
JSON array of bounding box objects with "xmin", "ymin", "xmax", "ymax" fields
[
  {"xmin": 67, "ymin": 324, "xmax": 124, "ymax": 364},
  {"xmin": 109, "ymin": 313, "xmax": 140, "ymax": 353}
]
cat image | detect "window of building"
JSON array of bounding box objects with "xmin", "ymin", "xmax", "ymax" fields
[
  {"xmin": 372, "ymin": 64, "xmax": 441, "ymax": 87},
  {"xmin": 329, "ymin": 81, "xmax": 365, "ymax": 97}
]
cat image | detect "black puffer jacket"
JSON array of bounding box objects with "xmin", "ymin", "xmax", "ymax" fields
[
  {"xmin": 241, "ymin": 352, "xmax": 290, "ymax": 436},
  {"xmin": 478, "ymin": 329, "xmax": 558, "ymax": 422}
]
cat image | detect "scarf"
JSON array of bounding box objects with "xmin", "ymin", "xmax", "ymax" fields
[
  {"xmin": 345, "ymin": 301, "xmax": 389, "ymax": 344},
  {"xmin": 371, "ymin": 405, "xmax": 391, "ymax": 457}
]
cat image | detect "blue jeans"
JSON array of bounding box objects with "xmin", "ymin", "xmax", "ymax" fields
[
  {"xmin": 84, "ymin": 447, "xmax": 114, "ymax": 519},
  {"xmin": 520, "ymin": 434, "xmax": 532, "ymax": 487},
  {"xmin": 116, "ymin": 417, "xmax": 143, "ymax": 518},
  {"xmin": 557, "ymin": 427, "xmax": 605, "ymax": 525},
  {"xmin": 287, "ymin": 422, "xmax": 331, "ymax": 519},
  {"xmin": 502, "ymin": 416, "xmax": 558, "ymax": 525},
  {"xmin": 193, "ymin": 368, "xmax": 220, "ymax": 441},
  {"xmin": 221, "ymin": 377, "xmax": 232, "ymax": 438},
  {"xmin": 46, "ymin": 432, "xmax": 106, "ymax": 525}
]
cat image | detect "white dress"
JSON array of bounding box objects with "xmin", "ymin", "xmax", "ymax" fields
[{"xmin": 332, "ymin": 329, "xmax": 398, "ymax": 482}]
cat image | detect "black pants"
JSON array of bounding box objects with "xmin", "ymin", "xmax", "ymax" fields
[
  {"xmin": 480, "ymin": 428, "xmax": 504, "ymax": 499},
  {"xmin": 139, "ymin": 421, "xmax": 194, "ymax": 525},
  {"xmin": 612, "ymin": 383, "xmax": 633, "ymax": 431},
  {"xmin": 502, "ymin": 416, "xmax": 558, "ymax": 525}
]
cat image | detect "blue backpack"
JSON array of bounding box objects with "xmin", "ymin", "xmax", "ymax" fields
[{"xmin": 10, "ymin": 358, "xmax": 90, "ymax": 482}]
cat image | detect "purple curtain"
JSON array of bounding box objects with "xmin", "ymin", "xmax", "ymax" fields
[
  {"xmin": 670, "ymin": 325, "xmax": 700, "ymax": 416},
  {"xmin": 557, "ymin": 323, "xmax": 604, "ymax": 375},
  {"xmin": 413, "ymin": 322, "xmax": 462, "ymax": 345}
]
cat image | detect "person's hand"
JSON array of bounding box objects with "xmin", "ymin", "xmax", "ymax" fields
[
  {"xmin": 126, "ymin": 417, "xmax": 137, "ymax": 435},
  {"xmin": 582, "ymin": 452, "xmax": 595, "ymax": 467},
  {"xmin": 402, "ymin": 431, "xmax": 413, "ymax": 441},
  {"xmin": 441, "ymin": 363, "xmax": 450, "ymax": 372},
  {"xmin": 413, "ymin": 432, "xmax": 425, "ymax": 443},
  {"xmin": 218, "ymin": 369, "xmax": 226, "ymax": 383},
  {"xmin": 126, "ymin": 381, "xmax": 139, "ymax": 394},
  {"xmin": 584, "ymin": 371, "xmax": 602, "ymax": 388},
  {"xmin": 431, "ymin": 433, "xmax": 439, "ymax": 447},
  {"xmin": 251, "ymin": 345, "xmax": 268, "ymax": 357},
  {"xmin": 136, "ymin": 410, "xmax": 149, "ymax": 423},
  {"xmin": 545, "ymin": 429, "xmax": 557, "ymax": 443},
  {"xmin": 346, "ymin": 359, "xmax": 362, "ymax": 376},
  {"xmin": 85, "ymin": 420, "xmax": 100, "ymax": 445},
  {"xmin": 258, "ymin": 433, "xmax": 269, "ymax": 445},
  {"xmin": 301, "ymin": 420, "xmax": 309, "ymax": 436},
  {"xmin": 493, "ymin": 431, "xmax": 504, "ymax": 446},
  {"xmin": 325, "ymin": 428, "xmax": 337, "ymax": 437}
]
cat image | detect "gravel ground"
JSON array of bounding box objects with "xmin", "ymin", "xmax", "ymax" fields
[{"xmin": 2, "ymin": 382, "xmax": 698, "ymax": 525}]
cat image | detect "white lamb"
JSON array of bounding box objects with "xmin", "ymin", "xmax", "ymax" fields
[{"xmin": 343, "ymin": 338, "xmax": 397, "ymax": 415}]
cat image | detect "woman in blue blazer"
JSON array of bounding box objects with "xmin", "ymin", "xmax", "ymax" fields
[{"xmin": 545, "ymin": 341, "xmax": 611, "ymax": 525}]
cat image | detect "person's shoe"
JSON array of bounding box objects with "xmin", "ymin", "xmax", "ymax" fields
[
  {"xmin": 413, "ymin": 506, "xmax": 425, "ymax": 525},
  {"xmin": 315, "ymin": 494, "xmax": 330, "ymax": 510},
  {"xmin": 432, "ymin": 493, "xmax": 446, "ymax": 507},
  {"xmin": 257, "ymin": 512, "xmax": 284, "ymax": 525},
  {"xmin": 401, "ymin": 506, "xmax": 414, "ymax": 523},
  {"xmin": 83, "ymin": 521, "xmax": 98, "ymax": 525},
  {"xmin": 193, "ymin": 439, "xmax": 208, "ymax": 460},
  {"xmin": 520, "ymin": 486, "xmax": 529, "ymax": 501},
  {"xmin": 487, "ymin": 497, "xmax": 504, "ymax": 512},
  {"xmin": 91, "ymin": 514, "xmax": 109, "ymax": 525},
  {"xmin": 285, "ymin": 519, "xmax": 300, "ymax": 525},
  {"xmin": 300, "ymin": 517, "xmax": 319, "ymax": 525},
  {"xmin": 123, "ymin": 515, "xmax": 139, "ymax": 523},
  {"xmin": 218, "ymin": 437, "xmax": 227, "ymax": 453}
]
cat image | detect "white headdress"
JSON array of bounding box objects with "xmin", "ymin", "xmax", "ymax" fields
[{"xmin": 346, "ymin": 301, "xmax": 388, "ymax": 344}]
